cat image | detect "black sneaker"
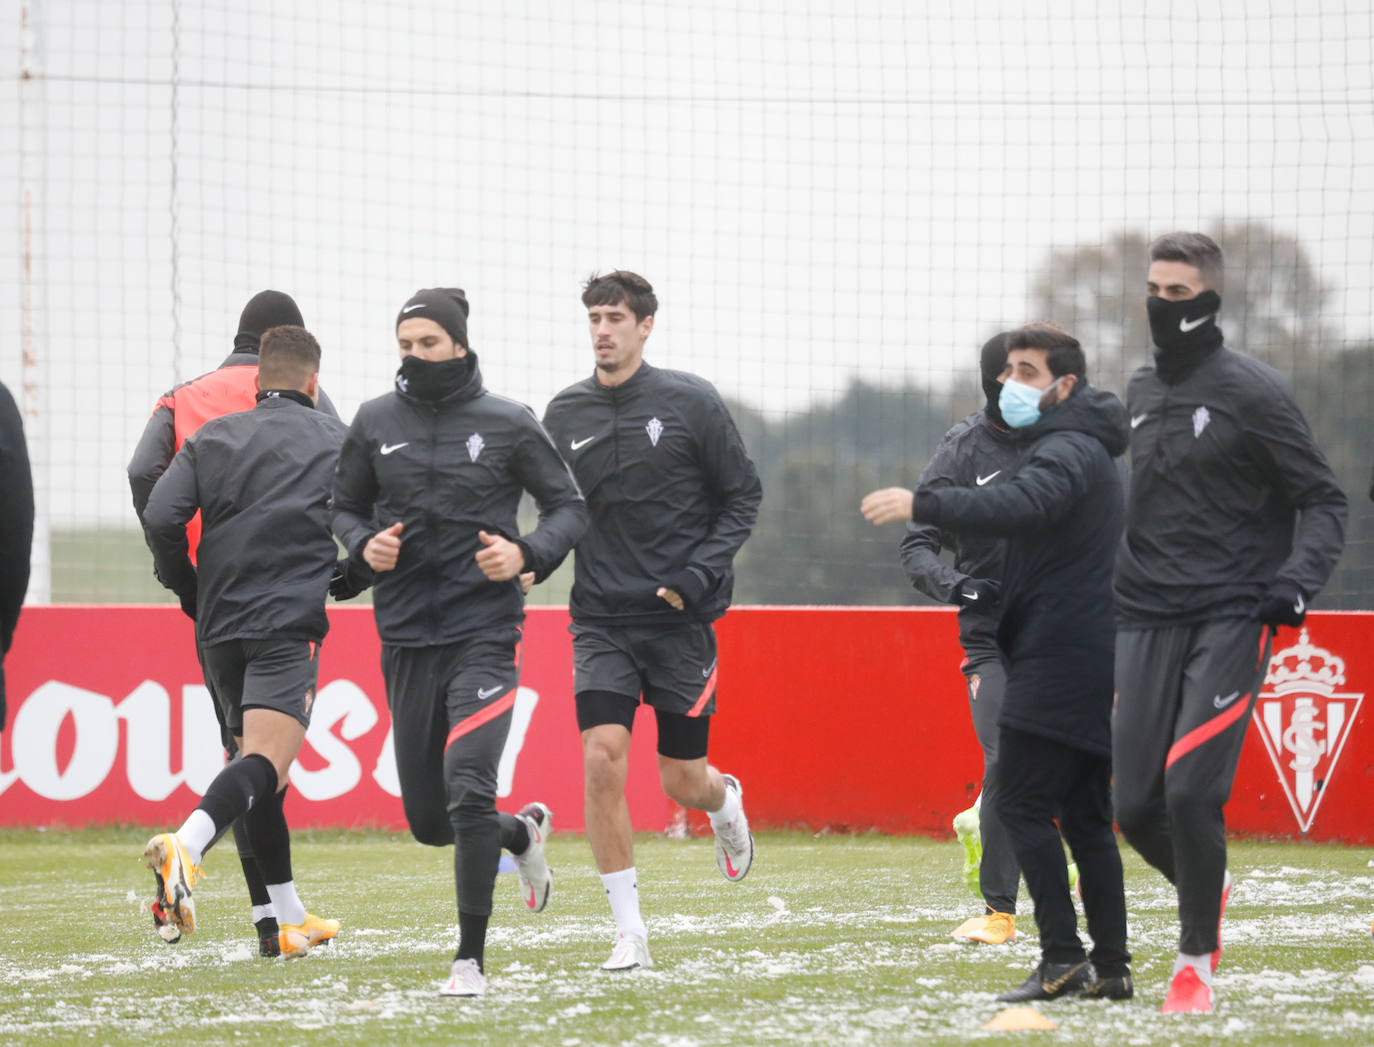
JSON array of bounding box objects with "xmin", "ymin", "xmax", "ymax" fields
[
  {"xmin": 996, "ymin": 960, "xmax": 1094, "ymax": 1002},
  {"xmin": 1082, "ymin": 970, "xmax": 1134, "ymax": 1000},
  {"xmin": 256, "ymin": 916, "xmax": 281, "ymax": 958}
]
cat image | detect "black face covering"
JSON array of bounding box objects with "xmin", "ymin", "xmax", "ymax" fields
[
  {"xmin": 1148, "ymin": 291, "xmax": 1224, "ymax": 384},
  {"xmin": 980, "ymin": 332, "xmax": 1012, "ymax": 428},
  {"xmin": 395, "ymin": 352, "xmax": 476, "ymax": 402}
]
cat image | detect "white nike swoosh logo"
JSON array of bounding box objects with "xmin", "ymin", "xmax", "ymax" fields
[
  {"xmin": 379, "ymin": 442, "xmax": 409, "ymax": 455},
  {"xmin": 570, "ymin": 436, "xmax": 596, "ymax": 450},
  {"xmin": 975, "ymin": 471, "xmax": 1000, "ymax": 486},
  {"xmin": 1294, "ymin": 594, "xmax": 1305, "ymax": 614},
  {"xmin": 1131, "ymin": 414, "xmax": 1148, "ymax": 429},
  {"xmin": 477, "ymin": 685, "xmax": 504, "ymax": 700},
  {"xmin": 961, "ymin": 591, "xmax": 978, "ymax": 602},
  {"xmin": 701, "ymin": 659, "xmax": 717, "ymax": 679},
  {"xmin": 1179, "ymin": 313, "xmax": 1213, "ymax": 333},
  {"xmin": 402, "ymin": 303, "xmax": 426, "ymax": 313},
  {"xmin": 1212, "ymin": 690, "xmax": 1241, "ymax": 710}
]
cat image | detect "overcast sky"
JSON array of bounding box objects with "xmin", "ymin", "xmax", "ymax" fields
[{"xmin": 2, "ymin": 0, "xmax": 1371, "ymax": 548}]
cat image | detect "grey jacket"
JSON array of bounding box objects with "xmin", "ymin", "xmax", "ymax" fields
[
  {"xmin": 899, "ymin": 409, "xmax": 1022, "ymax": 667},
  {"xmin": 144, "ymin": 393, "xmax": 347, "ymax": 645},
  {"xmin": 542, "ymin": 362, "xmax": 762, "ymax": 625},
  {"xmin": 332, "ymin": 358, "xmax": 586, "ymax": 647},
  {"xmin": 1115, "ymin": 346, "xmax": 1347, "ymax": 627}
]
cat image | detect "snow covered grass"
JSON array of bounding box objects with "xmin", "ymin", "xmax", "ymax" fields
[{"xmin": 1, "ymin": 828, "xmax": 1371, "ymax": 1045}]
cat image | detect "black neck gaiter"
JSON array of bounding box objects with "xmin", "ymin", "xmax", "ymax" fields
[
  {"xmin": 255, "ymin": 389, "xmax": 314, "ymax": 408},
  {"xmin": 1148, "ymin": 291, "xmax": 1224, "ymax": 384},
  {"xmin": 396, "ymin": 353, "xmax": 475, "ymax": 402}
]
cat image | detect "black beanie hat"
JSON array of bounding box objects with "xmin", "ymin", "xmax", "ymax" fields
[
  {"xmin": 397, "ymin": 288, "xmax": 469, "ymax": 347},
  {"xmin": 235, "ymin": 290, "xmax": 304, "ymax": 352},
  {"xmin": 980, "ymin": 331, "xmax": 1013, "ymax": 428}
]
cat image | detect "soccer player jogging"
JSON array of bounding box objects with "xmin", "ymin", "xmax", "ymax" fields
[
  {"xmin": 0, "ymin": 379, "xmax": 33, "ymax": 736},
  {"xmin": 869, "ymin": 332, "xmax": 1028, "ymax": 946},
  {"xmin": 1113, "ymin": 233, "xmax": 1347, "ymax": 1013},
  {"xmin": 862, "ymin": 324, "xmax": 1133, "ymax": 1003},
  {"xmin": 140, "ymin": 326, "xmax": 350, "ymax": 957},
  {"xmin": 542, "ymin": 271, "xmax": 763, "ymax": 971},
  {"xmin": 331, "ymin": 288, "xmax": 586, "ymax": 998},
  {"xmin": 128, "ymin": 290, "xmax": 348, "ymax": 956}
]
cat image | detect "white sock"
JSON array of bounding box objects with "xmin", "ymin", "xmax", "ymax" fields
[
  {"xmin": 251, "ymin": 903, "xmax": 276, "ymax": 924},
  {"xmin": 601, "ymin": 868, "xmax": 647, "ymax": 942},
  {"xmin": 175, "ymin": 810, "xmax": 216, "ymax": 868},
  {"xmin": 266, "ymin": 881, "xmax": 306, "ymax": 927},
  {"xmin": 1172, "ymin": 952, "xmax": 1213, "ymax": 985},
  {"xmin": 707, "ymin": 779, "xmax": 741, "ymax": 830}
]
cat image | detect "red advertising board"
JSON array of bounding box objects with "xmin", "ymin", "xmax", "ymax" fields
[{"xmin": 3, "ymin": 607, "xmax": 1371, "ymax": 842}]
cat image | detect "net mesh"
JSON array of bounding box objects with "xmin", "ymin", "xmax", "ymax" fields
[{"xmin": 3, "ymin": 1, "xmax": 1371, "ymax": 607}]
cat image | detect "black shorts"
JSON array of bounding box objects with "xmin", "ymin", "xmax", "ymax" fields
[
  {"xmin": 572, "ymin": 620, "xmax": 718, "ymax": 717},
  {"xmin": 199, "ymin": 637, "xmax": 321, "ymax": 734}
]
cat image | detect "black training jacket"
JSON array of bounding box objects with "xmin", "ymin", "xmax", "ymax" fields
[
  {"xmin": 1114, "ymin": 346, "xmax": 1347, "ymax": 628},
  {"xmin": 899, "ymin": 409, "xmax": 1023, "ymax": 668},
  {"xmin": 911, "ymin": 385, "xmax": 1129, "ymax": 758},
  {"xmin": 143, "ymin": 394, "xmax": 347, "ymax": 646},
  {"xmin": 0, "ymin": 381, "xmax": 33, "ymax": 656},
  {"xmin": 128, "ymin": 350, "xmax": 339, "ymax": 527},
  {"xmin": 542, "ymin": 362, "xmax": 762, "ymax": 626},
  {"xmin": 331, "ymin": 359, "xmax": 586, "ymax": 647}
]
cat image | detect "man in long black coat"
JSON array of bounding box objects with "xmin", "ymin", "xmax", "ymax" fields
[{"xmin": 862, "ymin": 322, "xmax": 1132, "ymax": 1002}]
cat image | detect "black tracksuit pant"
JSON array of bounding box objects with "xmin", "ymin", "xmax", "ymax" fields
[
  {"xmin": 998, "ymin": 727, "xmax": 1130, "ymax": 976},
  {"xmin": 1113, "ymin": 617, "xmax": 1272, "ymax": 955},
  {"xmin": 966, "ymin": 657, "xmax": 1021, "ymax": 915},
  {"xmin": 381, "ymin": 627, "xmax": 527, "ymax": 917}
]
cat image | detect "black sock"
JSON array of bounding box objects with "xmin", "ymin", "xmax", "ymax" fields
[
  {"xmin": 244, "ymin": 784, "xmax": 293, "ymax": 885},
  {"xmin": 197, "ymin": 753, "xmax": 277, "ymax": 839},
  {"xmin": 232, "ymin": 819, "xmax": 273, "ymax": 908},
  {"xmin": 455, "ymin": 911, "xmax": 489, "ymax": 971},
  {"xmin": 500, "ymin": 812, "xmax": 530, "ymax": 855}
]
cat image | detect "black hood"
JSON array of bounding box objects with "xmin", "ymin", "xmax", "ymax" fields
[
  {"xmin": 1021, "ymin": 382, "xmax": 1129, "ymax": 458},
  {"xmin": 234, "ymin": 290, "xmax": 304, "ymax": 352}
]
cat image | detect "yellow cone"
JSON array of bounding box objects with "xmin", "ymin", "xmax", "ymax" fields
[{"xmin": 984, "ymin": 1007, "xmax": 1058, "ymax": 1031}]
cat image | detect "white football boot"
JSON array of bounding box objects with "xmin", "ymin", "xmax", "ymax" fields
[
  {"xmin": 513, "ymin": 802, "xmax": 553, "ymax": 912},
  {"xmin": 440, "ymin": 957, "xmax": 488, "ymax": 997},
  {"xmin": 713, "ymin": 774, "xmax": 754, "ymax": 882},
  {"xmin": 602, "ymin": 933, "xmax": 653, "ymax": 971}
]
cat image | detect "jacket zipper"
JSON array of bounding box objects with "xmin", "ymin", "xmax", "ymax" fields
[{"xmin": 425, "ymin": 405, "xmax": 442, "ymax": 640}]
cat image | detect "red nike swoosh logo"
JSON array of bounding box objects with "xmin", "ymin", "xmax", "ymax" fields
[
  {"xmin": 724, "ymin": 853, "xmax": 740, "ymax": 878},
  {"xmin": 526, "ymin": 883, "xmax": 537, "ymax": 908}
]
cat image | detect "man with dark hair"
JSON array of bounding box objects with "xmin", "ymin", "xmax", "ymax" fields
[
  {"xmin": 865, "ymin": 332, "xmax": 1028, "ymax": 946},
  {"xmin": 0, "ymin": 380, "xmax": 34, "ymax": 735},
  {"xmin": 1114, "ymin": 232, "xmax": 1347, "ymax": 1013},
  {"xmin": 140, "ymin": 325, "xmax": 349, "ymax": 957},
  {"xmin": 542, "ymin": 271, "xmax": 763, "ymax": 972},
  {"xmin": 128, "ymin": 290, "xmax": 347, "ymax": 956},
  {"xmin": 862, "ymin": 322, "xmax": 1132, "ymax": 1003},
  {"xmin": 332, "ymin": 287, "xmax": 586, "ymax": 999}
]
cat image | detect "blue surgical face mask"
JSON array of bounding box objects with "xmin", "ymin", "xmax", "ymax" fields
[{"xmin": 999, "ymin": 376, "xmax": 1057, "ymax": 428}]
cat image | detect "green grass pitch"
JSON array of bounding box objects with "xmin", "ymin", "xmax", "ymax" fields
[{"xmin": 1, "ymin": 828, "xmax": 1372, "ymax": 1045}]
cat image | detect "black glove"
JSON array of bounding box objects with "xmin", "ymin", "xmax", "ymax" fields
[
  {"xmin": 661, "ymin": 565, "xmax": 712, "ymax": 612},
  {"xmin": 178, "ymin": 590, "xmax": 197, "ymax": 621},
  {"xmin": 329, "ymin": 558, "xmax": 373, "ymax": 601},
  {"xmin": 1255, "ymin": 579, "xmax": 1307, "ymax": 628},
  {"xmin": 952, "ymin": 577, "xmax": 1001, "ymax": 608}
]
